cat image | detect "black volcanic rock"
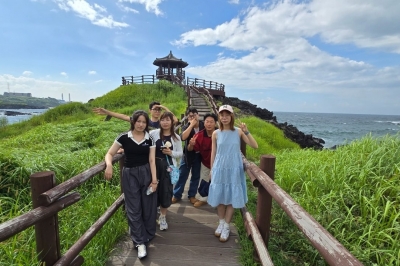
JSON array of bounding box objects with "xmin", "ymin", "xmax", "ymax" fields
[
  {"xmin": 4, "ymin": 110, "xmax": 32, "ymax": 116},
  {"xmin": 220, "ymin": 97, "xmax": 324, "ymax": 150}
]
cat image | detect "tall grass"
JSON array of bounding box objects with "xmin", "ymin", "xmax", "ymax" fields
[
  {"xmin": 2, "ymin": 83, "xmax": 399, "ymax": 265},
  {"xmin": 0, "ymin": 83, "xmax": 187, "ymax": 265},
  {"xmin": 0, "ymin": 116, "xmax": 8, "ymax": 127},
  {"xmin": 260, "ymin": 135, "xmax": 400, "ymax": 265}
]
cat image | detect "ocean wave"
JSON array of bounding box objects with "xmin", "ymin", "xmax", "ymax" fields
[{"xmin": 375, "ymin": 120, "xmax": 400, "ymax": 125}]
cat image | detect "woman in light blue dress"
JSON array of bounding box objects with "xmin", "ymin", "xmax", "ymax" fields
[{"xmin": 208, "ymin": 105, "xmax": 258, "ymax": 242}]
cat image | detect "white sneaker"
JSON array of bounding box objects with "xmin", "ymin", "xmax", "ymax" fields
[
  {"xmin": 215, "ymin": 221, "xmax": 225, "ymax": 237},
  {"xmin": 219, "ymin": 224, "xmax": 230, "ymax": 242},
  {"xmin": 159, "ymin": 215, "xmax": 168, "ymax": 231},
  {"xmin": 137, "ymin": 244, "xmax": 147, "ymax": 259}
]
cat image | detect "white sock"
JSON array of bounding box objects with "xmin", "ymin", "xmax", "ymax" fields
[
  {"xmin": 219, "ymin": 219, "xmax": 225, "ymax": 225},
  {"xmin": 223, "ymin": 222, "xmax": 230, "ymax": 229}
]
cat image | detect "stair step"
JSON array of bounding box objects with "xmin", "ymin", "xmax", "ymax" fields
[{"xmin": 195, "ymin": 106, "xmax": 211, "ymax": 112}]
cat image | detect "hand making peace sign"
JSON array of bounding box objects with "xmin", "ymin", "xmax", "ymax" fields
[
  {"xmin": 237, "ymin": 118, "xmax": 249, "ymax": 133},
  {"xmin": 189, "ymin": 134, "xmax": 198, "ymax": 146}
]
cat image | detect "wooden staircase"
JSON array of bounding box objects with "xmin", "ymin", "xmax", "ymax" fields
[{"xmin": 189, "ymin": 90, "xmax": 212, "ymax": 120}]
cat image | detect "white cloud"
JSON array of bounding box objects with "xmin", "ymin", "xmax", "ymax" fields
[
  {"xmin": 118, "ymin": 0, "xmax": 164, "ymax": 16},
  {"xmin": 52, "ymin": 0, "xmax": 129, "ymax": 28},
  {"xmin": 93, "ymin": 3, "xmax": 107, "ymax": 13},
  {"xmin": 174, "ymin": 0, "xmax": 400, "ymax": 52},
  {"xmin": 0, "ymin": 74, "xmax": 106, "ymax": 103},
  {"xmin": 175, "ymin": 0, "xmax": 400, "ymax": 114},
  {"xmin": 22, "ymin": 71, "xmax": 33, "ymax": 76},
  {"xmin": 228, "ymin": 0, "xmax": 239, "ymax": 4},
  {"xmin": 1, "ymin": 74, "xmax": 72, "ymax": 99},
  {"xmin": 88, "ymin": 70, "xmax": 97, "ymax": 75},
  {"xmin": 117, "ymin": 2, "xmax": 139, "ymax": 13},
  {"xmin": 60, "ymin": 72, "xmax": 68, "ymax": 77}
]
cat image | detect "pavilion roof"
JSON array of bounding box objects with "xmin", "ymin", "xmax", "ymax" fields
[{"xmin": 153, "ymin": 51, "xmax": 188, "ymax": 68}]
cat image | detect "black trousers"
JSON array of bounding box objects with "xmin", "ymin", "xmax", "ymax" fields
[
  {"xmin": 122, "ymin": 163, "xmax": 157, "ymax": 245},
  {"xmin": 156, "ymin": 158, "xmax": 173, "ymax": 208}
]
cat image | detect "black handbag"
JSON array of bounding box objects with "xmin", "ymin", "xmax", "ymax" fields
[{"xmin": 198, "ymin": 179, "xmax": 210, "ymax": 197}]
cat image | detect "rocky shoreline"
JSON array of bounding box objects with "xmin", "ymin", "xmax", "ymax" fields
[
  {"xmin": 0, "ymin": 104, "xmax": 49, "ymax": 109},
  {"xmin": 220, "ymin": 97, "xmax": 325, "ymax": 150},
  {"xmin": 1, "ymin": 110, "xmax": 32, "ymax": 116}
]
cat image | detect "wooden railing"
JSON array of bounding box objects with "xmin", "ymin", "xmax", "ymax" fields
[
  {"xmin": 156, "ymin": 69, "xmax": 185, "ymax": 81},
  {"xmin": 0, "ymin": 154, "xmax": 124, "ymax": 265},
  {"xmin": 122, "ymin": 75, "xmax": 156, "ymax": 85},
  {"xmin": 1, "ymin": 83, "xmax": 363, "ymax": 265},
  {"xmin": 0, "ymin": 122, "xmax": 186, "ymax": 266},
  {"xmin": 187, "ymin": 83, "xmax": 218, "ymax": 115},
  {"xmin": 186, "ymin": 77, "xmax": 225, "ymax": 91},
  {"xmin": 121, "ymin": 75, "xmax": 225, "ymax": 97},
  {"xmin": 186, "ymin": 77, "xmax": 225, "ymax": 97},
  {"xmin": 190, "ymin": 89, "xmax": 363, "ymax": 266}
]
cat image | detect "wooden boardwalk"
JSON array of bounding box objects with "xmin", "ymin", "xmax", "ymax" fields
[
  {"xmin": 106, "ymin": 184, "xmax": 241, "ymax": 265},
  {"xmin": 106, "ymin": 92, "xmax": 241, "ymax": 265}
]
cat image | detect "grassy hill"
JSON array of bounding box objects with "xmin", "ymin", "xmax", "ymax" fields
[
  {"xmin": 1, "ymin": 82, "xmax": 399, "ymax": 265},
  {"xmin": 0, "ymin": 95, "xmax": 62, "ymax": 109}
]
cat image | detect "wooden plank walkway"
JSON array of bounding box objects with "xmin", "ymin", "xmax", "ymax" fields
[
  {"xmin": 106, "ymin": 95, "xmax": 241, "ymax": 265},
  {"xmin": 106, "ymin": 183, "xmax": 241, "ymax": 266}
]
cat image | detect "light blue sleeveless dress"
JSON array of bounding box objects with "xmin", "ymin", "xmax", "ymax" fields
[{"xmin": 207, "ymin": 127, "xmax": 247, "ymax": 208}]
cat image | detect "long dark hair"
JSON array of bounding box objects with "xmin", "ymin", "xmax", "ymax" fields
[
  {"xmin": 130, "ymin": 110, "xmax": 150, "ymax": 132},
  {"xmin": 159, "ymin": 111, "xmax": 178, "ymax": 141}
]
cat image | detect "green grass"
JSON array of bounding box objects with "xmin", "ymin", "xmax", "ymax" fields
[
  {"xmin": 254, "ymin": 135, "xmax": 400, "ymax": 265},
  {"xmin": 1, "ymin": 83, "xmax": 399, "ymax": 265},
  {"xmin": 0, "ymin": 83, "xmax": 187, "ymax": 265}
]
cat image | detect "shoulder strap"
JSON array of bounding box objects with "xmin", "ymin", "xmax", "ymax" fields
[{"xmin": 165, "ymin": 155, "xmax": 172, "ymax": 165}]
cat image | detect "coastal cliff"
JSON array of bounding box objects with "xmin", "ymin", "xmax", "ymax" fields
[
  {"xmin": 0, "ymin": 95, "xmax": 61, "ymax": 109},
  {"xmin": 221, "ymin": 97, "xmax": 325, "ymax": 150}
]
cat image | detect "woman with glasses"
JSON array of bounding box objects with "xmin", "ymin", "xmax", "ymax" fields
[{"xmin": 149, "ymin": 112, "xmax": 183, "ymax": 231}]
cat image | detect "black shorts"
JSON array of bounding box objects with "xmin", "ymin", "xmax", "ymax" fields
[{"xmin": 156, "ymin": 158, "xmax": 173, "ymax": 208}]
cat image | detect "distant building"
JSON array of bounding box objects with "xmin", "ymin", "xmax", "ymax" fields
[{"xmin": 4, "ymin": 92, "xmax": 32, "ymax": 97}]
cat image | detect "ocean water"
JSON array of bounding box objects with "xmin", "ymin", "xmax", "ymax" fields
[
  {"xmin": 274, "ymin": 112, "xmax": 400, "ymax": 148},
  {"xmin": 2, "ymin": 109, "xmax": 399, "ymax": 148},
  {"xmin": 0, "ymin": 109, "xmax": 48, "ymax": 124}
]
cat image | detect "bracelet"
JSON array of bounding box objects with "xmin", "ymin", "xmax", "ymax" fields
[
  {"xmin": 244, "ymin": 131, "xmax": 250, "ymax": 135},
  {"xmin": 152, "ymin": 181, "xmax": 159, "ymax": 184}
]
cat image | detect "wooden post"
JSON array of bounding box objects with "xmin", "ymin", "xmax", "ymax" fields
[
  {"xmin": 257, "ymin": 155, "xmax": 276, "ymax": 246},
  {"xmin": 30, "ymin": 171, "xmax": 61, "ymax": 265}
]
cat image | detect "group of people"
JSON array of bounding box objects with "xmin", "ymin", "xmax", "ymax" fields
[{"xmin": 97, "ymin": 101, "xmax": 258, "ymax": 259}]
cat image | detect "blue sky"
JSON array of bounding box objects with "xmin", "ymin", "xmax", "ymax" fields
[{"xmin": 1, "ymin": 0, "xmax": 399, "ymax": 115}]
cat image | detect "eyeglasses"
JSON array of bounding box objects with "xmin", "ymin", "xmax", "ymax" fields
[{"xmin": 151, "ymin": 108, "xmax": 161, "ymax": 112}]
